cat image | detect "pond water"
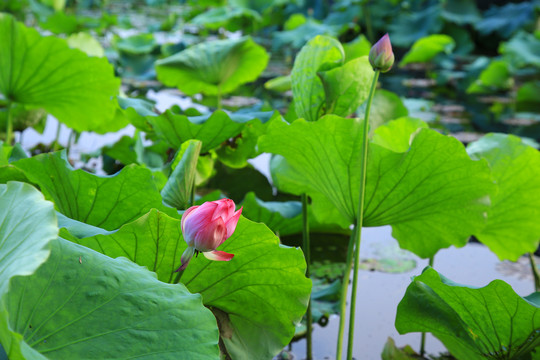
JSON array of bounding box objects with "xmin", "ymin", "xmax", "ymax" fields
[{"xmin": 288, "ymin": 226, "xmax": 536, "ymax": 359}]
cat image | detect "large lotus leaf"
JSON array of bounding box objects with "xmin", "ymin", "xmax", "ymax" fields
[
  {"xmin": 155, "ymin": 36, "xmax": 269, "ymax": 96},
  {"xmin": 467, "ymin": 134, "xmax": 540, "ymax": 261},
  {"xmin": 259, "ymin": 116, "xmax": 494, "ymax": 258},
  {"xmin": 499, "ymin": 31, "xmax": 540, "ymax": 69},
  {"xmin": 291, "ymin": 35, "xmax": 344, "ymax": 122},
  {"xmin": 396, "ymin": 267, "xmax": 540, "ymax": 359},
  {"xmin": 66, "ymin": 212, "xmax": 310, "ymax": 360},
  {"xmin": 240, "ymin": 192, "xmax": 302, "ymax": 236},
  {"xmin": 0, "ymin": 182, "xmax": 58, "ymax": 359},
  {"xmin": 148, "ymin": 109, "xmax": 275, "ymax": 153},
  {"xmin": 190, "ymin": 6, "xmax": 262, "ymax": 32},
  {"xmin": 161, "ymin": 140, "xmax": 201, "ymax": 210},
  {"xmin": 318, "ymin": 56, "xmax": 374, "ymax": 118},
  {"xmin": 12, "ymin": 151, "xmax": 177, "ymax": 230},
  {"xmin": 0, "ymin": 14, "xmax": 121, "ymax": 134},
  {"xmin": 400, "ymin": 34, "xmax": 455, "ymax": 66},
  {"xmin": 4, "ymin": 238, "xmax": 219, "ymax": 359},
  {"xmin": 475, "ymin": 2, "xmax": 536, "ymax": 39}
]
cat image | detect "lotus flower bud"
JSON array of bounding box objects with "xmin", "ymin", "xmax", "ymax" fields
[
  {"xmin": 369, "ymin": 34, "xmax": 394, "ymax": 73},
  {"xmin": 177, "ymin": 198, "xmax": 242, "ymax": 271}
]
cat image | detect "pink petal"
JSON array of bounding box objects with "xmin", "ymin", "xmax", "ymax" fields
[
  {"xmin": 182, "ymin": 203, "xmax": 218, "ymax": 243},
  {"xmin": 212, "ymin": 198, "xmax": 235, "ymax": 221},
  {"xmin": 176, "ymin": 246, "xmax": 195, "ymax": 272},
  {"xmin": 193, "ymin": 216, "xmax": 227, "ymax": 251},
  {"xmin": 181, "ymin": 205, "xmax": 199, "ymax": 232},
  {"xmin": 203, "ymin": 250, "xmax": 234, "ymax": 262},
  {"xmin": 224, "ymin": 207, "xmax": 242, "ymax": 239}
]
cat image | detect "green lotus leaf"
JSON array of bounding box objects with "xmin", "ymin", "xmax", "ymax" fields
[
  {"xmin": 0, "ymin": 14, "xmax": 122, "ymax": 134},
  {"xmin": 400, "ymin": 34, "xmax": 455, "ymax": 66},
  {"xmin": 148, "ymin": 109, "xmax": 277, "ymax": 154},
  {"xmin": 12, "ymin": 151, "xmax": 177, "ymax": 230},
  {"xmin": 474, "ymin": 2, "xmax": 536, "ymax": 39},
  {"xmin": 190, "ymin": 6, "xmax": 262, "ymax": 32},
  {"xmin": 357, "ymin": 90, "xmax": 409, "ymax": 131},
  {"xmin": 0, "ymin": 181, "xmax": 58, "ymax": 359},
  {"xmin": 396, "ymin": 267, "xmax": 540, "ymax": 359},
  {"xmin": 290, "ymin": 35, "xmax": 344, "ymax": 122},
  {"xmin": 241, "ymin": 191, "xmax": 302, "ymax": 236},
  {"xmin": 65, "ymin": 212, "xmax": 311, "ymax": 360},
  {"xmin": 162, "ymin": 140, "xmax": 202, "ymax": 210},
  {"xmin": 259, "ymin": 116, "xmax": 494, "ymax": 258},
  {"xmin": 467, "ymin": 133, "xmax": 540, "ymax": 261},
  {"xmin": 318, "ymin": 56, "xmax": 374, "ymax": 118},
  {"xmin": 155, "ymin": 36, "xmax": 268, "ymax": 96},
  {"xmin": 466, "ymin": 60, "xmax": 514, "ymax": 94},
  {"xmin": 4, "ymin": 238, "xmax": 219, "ymax": 359}
]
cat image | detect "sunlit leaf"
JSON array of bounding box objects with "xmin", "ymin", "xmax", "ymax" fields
[
  {"xmin": 318, "ymin": 56, "xmax": 374, "ymax": 118},
  {"xmin": 291, "ymin": 35, "xmax": 344, "ymax": 122},
  {"xmin": 4, "ymin": 238, "xmax": 220, "ymax": 359},
  {"xmin": 467, "ymin": 133, "xmax": 540, "ymax": 261},
  {"xmin": 400, "ymin": 34, "xmax": 455, "ymax": 66},
  {"xmin": 13, "ymin": 151, "xmax": 177, "ymax": 230},
  {"xmin": 155, "ymin": 36, "xmax": 268, "ymax": 96},
  {"xmin": 162, "ymin": 140, "xmax": 201, "ymax": 210},
  {"xmin": 396, "ymin": 267, "xmax": 540, "ymax": 359},
  {"xmin": 259, "ymin": 116, "xmax": 494, "ymax": 258},
  {"xmin": 190, "ymin": 6, "xmax": 262, "ymax": 32},
  {"xmin": 499, "ymin": 31, "xmax": 540, "ymax": 69},
  {"xmin": 0, "ymin": 14, "xmax": 121, "ymax": 133},
  {"xmin": 466, "ymin": 60, "xmax": 514, "ymax": 94},
  {"xmin": 0, "ymin": 182, "xmax": 57, "ymax": 359}
]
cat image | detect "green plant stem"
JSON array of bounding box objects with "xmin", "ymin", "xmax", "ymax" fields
[
  {"xmin": 346, "ymin": 70, "xmax": 379, "ymax": 360},
  {"xmin": 173, "ymin": 269, "xmax": 184, "ymax": 284},
  {"xmin": 5, "ymin": 101, "xmax": 13, "ymax": 145},
  {"xmin": 53, "ymin": 121, "xmax": 61, "ymax": 151},
  {"xmin": 217, "ymin": 85, "xmax": 222, "ymax": 110},
  {"xmin": 420, "ymin": 255, "xmax": 435, "ymax": 357},
  {"xmin": 529, "ymin": 253, "xmax": 540, "ymax": 292},
  {"xmin": 301, "ymin": 193, "xmax": 312, "ymax": 360},
  {"xmin": 336, "ymin": 228, "xmax": 356, "ymax": 360}
]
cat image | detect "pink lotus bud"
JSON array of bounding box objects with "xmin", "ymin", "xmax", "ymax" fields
[
  {"xmin": 369, "ymin": 34, "xmax": 394, "ymax": 73},
  {"xmin": 177, "ymin": 198, "xmax": 242, "ymax": 271}
]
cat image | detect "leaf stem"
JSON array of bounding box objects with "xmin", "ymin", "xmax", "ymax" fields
[
  {"xmin": 217, "ymin": 85, "xmax": 222, "ymax": 111},
  {"xmin": 173, "ymin": 269, "xmax": 184, "ymax": 284},
  {"xmin": 301, "ymin": 193, "xmax": 313, "ymax": 360},
  {"xmin": 5, "ymin": 100, "xmax": 13, "ymax": 145},
  {"xmin": 529, "ymin": 252, "xmax": 540, "ymax": 292},
  {"xmin": 420, "ymin": 255, "xmax": 435, "ymax": 357},
  {"xmin": 336, "ymin": 227, "xmax": 356, "ymax": 359},
  {"xmin": 346, "ymin": 70, "xmax": 379, "ymax": 360},
  {"xmin": 53, "ymin": 121, "xmax": 61, "ymax": 151}
]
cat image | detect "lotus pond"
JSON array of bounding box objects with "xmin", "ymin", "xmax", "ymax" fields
[{"xmin": 1, "ymin": 1, "xmax": 540, "ymax": 359}]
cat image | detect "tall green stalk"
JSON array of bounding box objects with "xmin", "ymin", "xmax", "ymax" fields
[
  {"xmin": 529, "ymin": 252, "xmax": 540, "ymax": 292},
  {"xmin": 5, "ymin": 101, "xmax": 13, "ymax": 145},
  {"xmin": 346, "ymin": 70, "xmax": 379, "ymax": 360},
  {"xmin": 301, "ymin": 193, "xmax": 313, "ymax": 359},
  {"xmin": 420, "ymin": 255, "xmax": 435, "ymax": 357},
  {"xmin": 335, "ymin": 228, "xmax": 356, "ymax": 359}
]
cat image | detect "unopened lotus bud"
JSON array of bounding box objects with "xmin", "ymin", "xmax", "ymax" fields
[{"xmin": 369, "ymin": 34, "xmax": 394, "ymax": 72}]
